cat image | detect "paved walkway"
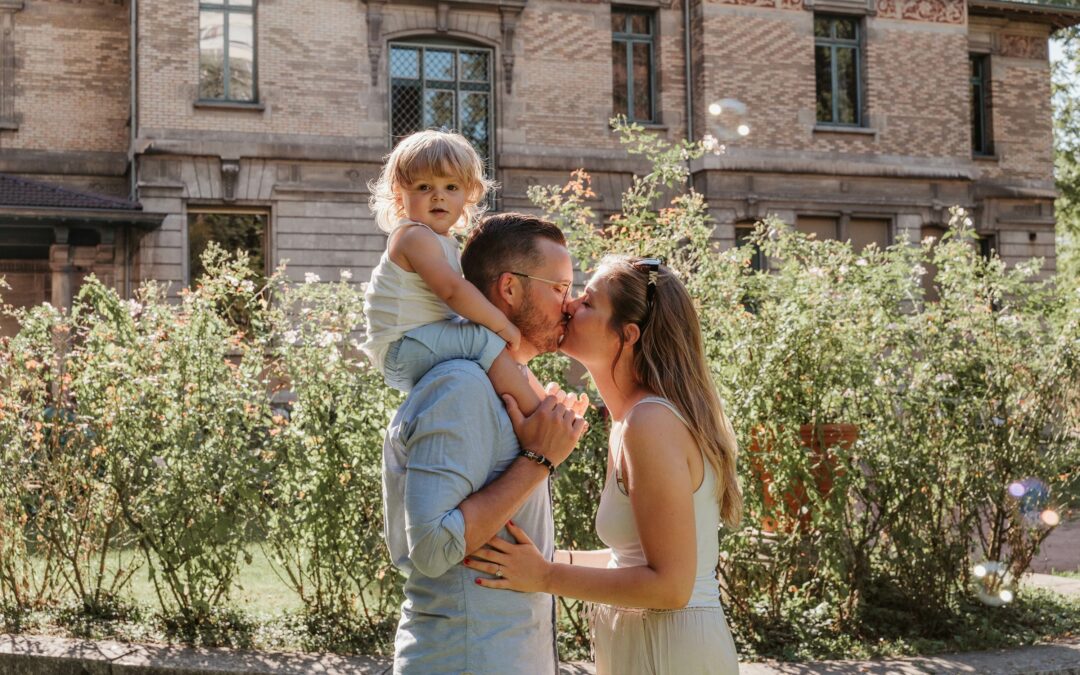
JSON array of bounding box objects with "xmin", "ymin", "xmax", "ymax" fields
[
  {"xmin": 1031, "ymin": 516, "xmax": 1080, "ymax": 577},
  {"xmin": 2, "ymin": 554, "xmax": 1078, "ymax": 675}
]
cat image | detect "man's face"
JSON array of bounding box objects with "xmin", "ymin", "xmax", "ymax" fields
[{"xmin": 507, "ymin": 238, "xmax": 574, "ymax": 358}]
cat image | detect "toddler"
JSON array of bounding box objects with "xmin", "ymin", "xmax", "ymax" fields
[{"xmin": 361, "ymin": 130, "xmax": 544, "ymax": 415}]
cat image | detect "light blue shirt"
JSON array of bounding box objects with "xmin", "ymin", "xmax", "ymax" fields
[{"xmin": 382, "ymin": 359, "xmax": 557, "ymax": 675}]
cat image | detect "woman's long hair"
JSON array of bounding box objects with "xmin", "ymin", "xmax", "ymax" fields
[
  {"xmin": 599, "ymin": 255, "xmax": 743, "ymax": 528},
  {"xmin": 368, "ymin": 130, "xmax": 495, "ymax": 234}
]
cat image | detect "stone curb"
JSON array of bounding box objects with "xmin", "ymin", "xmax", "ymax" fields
[{"xmin": 5, "ymin": 634, "xmax": 1080, "ymax": 675}]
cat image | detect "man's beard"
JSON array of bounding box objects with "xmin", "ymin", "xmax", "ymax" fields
[{"xmin": 509, "ymin": 296, "xmax": 562, "ymax": 355}]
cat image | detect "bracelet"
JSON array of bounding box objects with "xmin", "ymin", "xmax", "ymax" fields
[{"xmin": 519, "ymin": 449, "xmax": 556, "ymax": 475}]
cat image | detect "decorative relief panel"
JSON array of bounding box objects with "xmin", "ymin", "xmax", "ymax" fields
[
  {"xmin": 1000, "ymin": 34, "xmax": 1048, "ymax": 60},
  {"xmin": 780, "ymin": 0, "xmax": 804, "ymax": 9},
  {"xmin": 875, "ymin": 0, "xmax": 964, "ymax": 24},
  {"xmin": 709, "ymin": 0, "xmax": 777, "ymax": 7}
]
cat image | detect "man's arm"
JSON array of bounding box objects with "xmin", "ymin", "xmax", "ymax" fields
[
  {"xmin": 400, "ymin": 367, "xmax": 585, "ymax": 577},
  {"xmin": 459, "ymin": 393, "xmax": 585, "ymax": 554}
]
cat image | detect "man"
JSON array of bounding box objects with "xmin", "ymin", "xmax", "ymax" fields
[{"xmin": 382, "ymin": 212, "xmax": 586, "ymax": 674}]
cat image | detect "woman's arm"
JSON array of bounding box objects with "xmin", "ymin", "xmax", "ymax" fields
[
  {"xmin": 554, "ymin": 549, "xmax": 613, "ymax": 569},
  {"xmin": 393, "ymin": 226, "xmax": 520, "ymax": 349},
  {"xmin": 470, "ymin": 405, "xmax": 699, "ymax": 610}
]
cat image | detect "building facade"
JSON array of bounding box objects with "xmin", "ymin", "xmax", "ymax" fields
[{"xmin": 0, "ymin": 0, "xmax": 1077, "ymax": 315}]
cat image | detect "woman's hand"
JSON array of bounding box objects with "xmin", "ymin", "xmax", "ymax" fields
[
  {"xmin": 543, "ymin": 382, "xmax": 591, "ymax": 417},
  {"xmin": 465, "ymin": 521, "xmax": 551, "ymax": 593}
]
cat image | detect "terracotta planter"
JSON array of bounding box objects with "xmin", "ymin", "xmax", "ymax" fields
[{"xmin": 750, "ymin": 423, "xmax": 858, "ymax": 533}]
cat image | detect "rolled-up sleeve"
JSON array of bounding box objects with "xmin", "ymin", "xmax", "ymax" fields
[{"xmin": 400, "ymin": 366, "xmax": 500, "ymax": 578}]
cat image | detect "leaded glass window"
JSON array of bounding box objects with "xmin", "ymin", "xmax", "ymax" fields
[
  {"xmin": 970, "ymin": 54, "xmax": 993, "ymax": 156},
  {"xmin": 389, "ymin": 43, "xmax": 493, "ymax": 166},
  {"xmin": 198, "ymin": 0, "xmax": 257, "ymax": 102},
  {"xmin": 611, "ymin": 8, "xmax": 655, "ymax": 123},
  {"xmin": 814, "ymin": 15, "xmax": 862, "ymax": 126}
]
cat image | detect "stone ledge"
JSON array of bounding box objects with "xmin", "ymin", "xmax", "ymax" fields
[{"xmin": 5, "ymin": 633, "xmax": 1080, "ymax": 675}]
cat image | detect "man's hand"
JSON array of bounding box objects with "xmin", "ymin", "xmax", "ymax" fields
[{"xmin": 502, "ymin": 394, "xmax": 587, "ymax": 468}]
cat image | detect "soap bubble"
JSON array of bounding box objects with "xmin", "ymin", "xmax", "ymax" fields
[
  {"xmin": 1007, "ymin": 477, "xmax": 1050, "ymax": 526},
  {"xmin": 706, "ymin": 98, "xmax": 750, "ymax": 143},
  {"xmin": 1041, "ymin": 510, "xmax": 1061, "ymax": 527},
  {"xmin": 971, "ymin": 561, "xmax": 1016, "ymax": 606}
]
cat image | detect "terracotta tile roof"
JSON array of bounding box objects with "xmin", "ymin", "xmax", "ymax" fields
[{"xmin": 0, "ymin": 173, "xmax": 142, "ymax": 211}]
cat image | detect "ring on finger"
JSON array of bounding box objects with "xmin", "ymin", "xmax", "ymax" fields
[{"xmin": 495, "ymin": 565, "xmax": 503, "ymax": 578}]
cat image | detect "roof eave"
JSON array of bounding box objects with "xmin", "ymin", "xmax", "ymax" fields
[{"xmin": 969, "ymin": 0, "xmax": 1080, "ymax": 29}]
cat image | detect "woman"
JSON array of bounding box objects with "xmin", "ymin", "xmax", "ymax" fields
[{"xmin": 465, "ymin": 255, "xmax": 743, "ymax": 674}]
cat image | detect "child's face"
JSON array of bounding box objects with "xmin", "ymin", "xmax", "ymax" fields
[{"xmin": 397, "ymin": 172, "xmax": 469, "ymax": 234}]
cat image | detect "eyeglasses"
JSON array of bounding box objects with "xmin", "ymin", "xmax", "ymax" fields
[
  {"xmin": 508, "ymin": 271, "xmax": 573, "ymax": 302},
  {"xmin": 633, "ymin": 258, "xmax": 663, "ymax": 309}
]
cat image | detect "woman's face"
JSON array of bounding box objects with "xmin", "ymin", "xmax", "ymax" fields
[{"xmin": 560, "ymin": 272, "xmax": 622, "ymax": 365}]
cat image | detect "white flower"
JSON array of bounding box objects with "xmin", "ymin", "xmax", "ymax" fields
[
  {"xmin": 317, "ymin": 331, "xmax": 341, "ymax": 347},
  {"xmin": 921, "ymin": 236, "xmax": 936, "ymax": 246},
  {"xmin": 838, "ymin": 265, "xmax": 849, "ymax": 275},
  {"xmin": 126, "ymin": 299, "xmax": 143, "ymax": 317},
  {"xmin": 912, "ymin": 265, "xmax": 927, "ymax": 277},
  {"xmin": 855, "ymin": 258, "xmax": 868, "ymax": 267},
  {"xmin": 808, "ymin": 266, "xmax": 825, "ymax": 278},
  {"xmin": 240, "ymin": 280, "xmax": 255, "ymax": 293},
  {"xmin": 224, "ymin": 275, "xmax": 240, "ymax": 287},
  {"xmin": 701, "ymin": 134, "xmax": 725, "ymax": 156},
  {"xmin": 992, "ymin": 416, "xmax": 1006, "ymax": 427},
  {"xmin": 340, "ymin": 269, "xmax": 353, "ymax": 281},
  {"xmin": 153, "ymin": 456, "xmax": 167, "ymax": 470},
  {"xmin": 963, "ymin": 218, "xmax": 973, "ymax": 227},
  {"xmin": 304, "ymin": 272, "xmax": 321, "ymax": 284},
  {"xmin": 283, "ymin": 330, "xmax": 300, "ymax": 345},
  {"xmin": 934, "ymin": 374, "xmax": 955, "ymax": 385}
]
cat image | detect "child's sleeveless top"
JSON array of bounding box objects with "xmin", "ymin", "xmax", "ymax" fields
[
  {"xmin": 361, "ymin": 220, "xmax": 461, "ymax": 370},
  {"xmin": 594, "ymin": 396, "xmax": 723, "ymax": 608}
]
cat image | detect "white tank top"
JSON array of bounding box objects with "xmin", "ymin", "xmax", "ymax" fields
[
  {"xmin": 594, "ymin": 396, "xmax": 723, "ymax": 608},
  {"xmin": 361, "ymin": 220, "xmax": 460, "ymax": 370}
]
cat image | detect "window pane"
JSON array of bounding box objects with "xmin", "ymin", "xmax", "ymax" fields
[
  {"xmin": 460, "ymin": 92, "xmax": 489, "ymax": 158},
  {"xmin": 392, "ymin": 81, "xmax": 422, "ymax": 139},
  {"xmin": 460, "ymin": 51, "xmax": 488, "ymax": 82},
  {"xmin": 424, "ymin": 89, "xmax": 455, "ymax": 129},
  {"xmin": 424, "ymin": 49, "xmax": 454, "ymax": 81},
  {"xmin": 848, "ymin": 219, "xmax": 890, "ymax": 251},
  {"xmin": 632, "ymin": 42, "xmax": 652, "ymax": 121},
  {"xmin": 834, "ymin": 18, "xmax": 856, "ymax": 40},
  {"xmin": 971, "ymin": 82, "xmax": 984, "ymax": 153},
  {"xmin": 796, "ymin": 216, "xmax": 838, "ymax": 241},
  {"xmin": 612, "ymin": 42, "xmax": 628, "ymax": 117},
  {"xmin": 611, "ymin": 11, "xmax": 626, "ymax": 33},
  {"xmin": 199, "ymin": 11, "xmax": 226, "ymax": 99},
  {"xmin": 814, "ymin": 17, "xmax": 830, "ymax": 38},
  {"xmin": 836, "ymin": 46, "xmax": 858, "ymax": 124},
  {"xmin": 815, "ymin": 45, "xmax": 832, "ymax": 122},
  {"xmin": 391, "ymin": 47, "xmax": 420, "ymax": 79},
  {"xmin": 228, "ymin": 12, "xmax": 254, "ymax": 101},
  {"xmin": 188, "ymin": 213, "xmax": 266, "ymax": 284},
  {"xmin": 228, "ymin": 0, "xmax": 254, "ymax": 6},
  {"xmin": 630, "ymin": 13, "xmax": 650, "ymax": 35}
]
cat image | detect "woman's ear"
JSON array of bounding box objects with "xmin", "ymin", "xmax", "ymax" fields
[{"xmin": 622, "ymin": 322, "xmax": 641, "ymax": 347}]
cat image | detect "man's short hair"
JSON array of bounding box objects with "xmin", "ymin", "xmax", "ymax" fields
[{"xmin": 461, "ymin": 212, "xmax": 567, "ymax": 295}]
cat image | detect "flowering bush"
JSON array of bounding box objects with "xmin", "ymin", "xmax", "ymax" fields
[{"xmin": 532, "ymin": 119, "xmax": 1080, "ymax": 656}]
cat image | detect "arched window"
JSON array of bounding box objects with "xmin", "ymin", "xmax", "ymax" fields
[{"xmin": 389, "ymin": 41, "xmax": 493, "ymax": 167}]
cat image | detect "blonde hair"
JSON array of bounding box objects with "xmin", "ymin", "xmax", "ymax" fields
[
  {"xmin": 369, "ymin": 130, "xmax": 495, "ymax": 234},
  {"xmin": 598, "ymin": 255, "xmax": 744, "ymax": 529}
]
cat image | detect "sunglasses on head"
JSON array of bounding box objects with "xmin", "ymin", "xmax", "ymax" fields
[{"xmin": 632, "ymin": 257, "xmax": 664, "ymax": 309}]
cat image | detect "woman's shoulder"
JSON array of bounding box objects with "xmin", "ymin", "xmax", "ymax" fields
[{"xmin": 622, "ymin": 399, "xmax": 695, "ymax": 459}]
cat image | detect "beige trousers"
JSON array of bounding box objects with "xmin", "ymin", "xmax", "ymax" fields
[{"xmin": 590, "ymin": 604, "xmax": 740, "ymax": 675}]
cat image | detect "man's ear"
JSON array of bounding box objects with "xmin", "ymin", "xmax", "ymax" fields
[
  {"xmin": 622, "ymin": 322, "xmax": 641, "ymax": 347},
  {"xmin": 494, "ymin": 271, "xmax": 520, "ymax": 308}
]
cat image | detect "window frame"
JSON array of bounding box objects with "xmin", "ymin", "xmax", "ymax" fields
[
  {"xmin": 185, "ymin": 207, "xmax": 271, "ymax": 287},
  {"xmin": 387, "ymin": 40, "xmax": 495, "ymax": 173},
  {"xmin": 970, "ymin": 53, "xmax": 993, "ymax": 157},
  {"xmin": 814, "ymin": 14, "xmax": 864, "ymax": 128},
  {"xmin": 197, "ymin": 0, "xmax": 259, "ymax": 104},
  {"xmin": 611, "ymin": 7, "xmax": 657, "ymax": 124}
]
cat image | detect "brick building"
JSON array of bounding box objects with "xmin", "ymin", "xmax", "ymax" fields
[{"xmin": 0, "ymin": 0, "xmax": 1077, "ymax": 316}]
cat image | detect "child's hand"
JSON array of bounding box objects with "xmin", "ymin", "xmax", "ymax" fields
[
  {"xmin": 498, "ymin": 324, "xmax": 521, "ymax": 351},
  {"xmin": 544, "ymin": 382, "xmax": 591, "ymax": 417}
]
